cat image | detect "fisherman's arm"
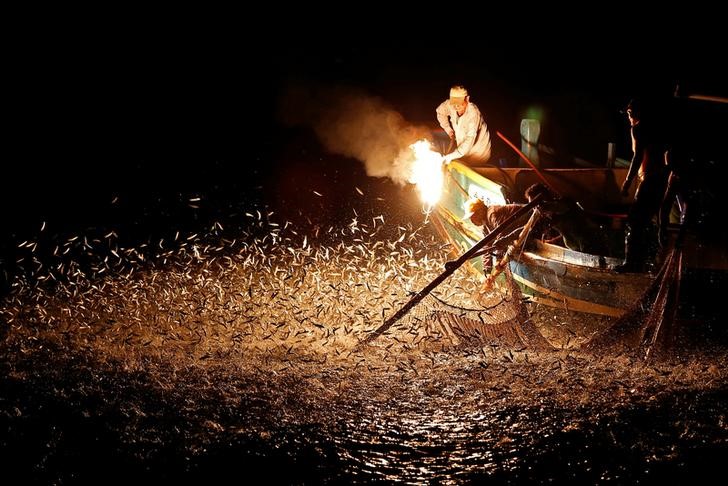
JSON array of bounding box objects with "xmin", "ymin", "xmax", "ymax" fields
[
  {"xmin": 435, "ymin": 101, "xmax": 455, "ymax": 139},
  {"xmin": 621, "ymin": 127, "xmax": 642, "ymax": 196},
  {"xmin": 444, "ymin": 114, "xmax": 478, "ymax": 162}
]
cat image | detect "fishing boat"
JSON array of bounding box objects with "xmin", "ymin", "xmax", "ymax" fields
[
  {"xmin": 430, "ymin": 161, "xmax": 660, "ymax": 317},
  {"xmin": 363, "ymin": 155, "xmax": 726, "ymax": 352},
  {"xmin": 364, "ymin": 96, "xmax": 727, "ymax": 348},
  {"xmin": 359, "ymin": 159, "xmax": 685, "ymax": 352}
]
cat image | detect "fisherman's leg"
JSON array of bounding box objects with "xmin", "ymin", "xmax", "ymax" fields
[
  {"xmin": 614, "ymin": 207, "xmax": 647, "ymax": 272},
  {"xmin": 614, "ymin": 226, "xmax": 638, "ymax": 272},
  {"xmin": 627, "ymin": 223, "xmax": 647, "ymax": 268},
  {"xmin": 637, "ymin": 173, "xmax": 668, "ymax": 260}
]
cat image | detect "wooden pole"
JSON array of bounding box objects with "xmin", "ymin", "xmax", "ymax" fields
[{"xmin": 496, "ymin": 131, "xmax": 560, "ymax": 196}]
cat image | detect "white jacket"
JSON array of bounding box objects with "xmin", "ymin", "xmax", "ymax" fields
[{"xmin": 436, "ymin": 100, "xmax": 491, "ymax": 164}]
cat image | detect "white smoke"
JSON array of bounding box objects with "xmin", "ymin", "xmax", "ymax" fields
[{"xmin": 279, "ymin": 84, "xmax": 432, "ymax": 185}]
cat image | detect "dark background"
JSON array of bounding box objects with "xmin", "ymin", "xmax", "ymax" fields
[
  {"xmin": 2, "ymin": 21, "xmax": 727, "ymax": 484},
  {"xmin": 4, "ymin": 23, "xmax": 726, "ymax": 271}
]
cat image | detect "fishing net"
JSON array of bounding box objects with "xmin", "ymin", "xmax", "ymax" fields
[
  {"xmin": 360, "ymin": 265, "xmax": 551, "ymax": 351},
  {"xmin": 580, "ymin": 243, "xmax": 683, "ymax": 359},
  {"xmin": 413, "ymin": 266, "xmax": 553, "ymax": 351},
  {"xmin": 362, "ymin": 209, "xmax": 553, "ymax": 352},
  {"xmin": 364, "ymin": 200, "xmax": 684, "ymax": 359}
]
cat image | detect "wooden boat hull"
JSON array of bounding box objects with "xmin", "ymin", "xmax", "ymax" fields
[
  {"xmin": 433, "ymin": 162, "xmax": 654, "ymax": 317},
  {"xmin": 510, "ymin": 242, "xmax": 653, "ymax": 317}
]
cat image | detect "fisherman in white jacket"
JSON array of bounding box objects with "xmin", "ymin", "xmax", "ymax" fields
[{"xmin": 436, "ymin": 85, "xmax": 491, "ymax": 165}]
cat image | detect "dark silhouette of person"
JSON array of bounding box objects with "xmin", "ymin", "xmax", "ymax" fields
[
  {"xmin": 614, "ymin": 99, "xmax": 670, "ymax": 272},
  {"xmin": 659, "ymin": 145, "xmax": 689, "ymax": 246}
]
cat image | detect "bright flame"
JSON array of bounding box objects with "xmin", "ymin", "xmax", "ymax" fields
[{"xmin": 407, "ymin": 139, "xmax": 445, "ymax": 208}]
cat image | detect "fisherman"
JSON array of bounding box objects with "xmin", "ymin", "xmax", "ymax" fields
[
  {"xmin": 614, "ymin": 99, "xmax": 670, "ymax": 273},
  {"xmin": 436, "ymin": 85, "xmax": 492, "ymax": 165},
  {"xmin": 464, "ymin": 198, "xmax": 526, "ymax": 235},
  {"xmin": 463, "ymin": 197, "xmax": 531, "ymax": 270},
  {"xmin": 465, "ymin": 184, "xmax": 610, "ymax": 256},
  {"xmin": 659, "ymin": 145, "xmax": 689, "ymax": 246}
]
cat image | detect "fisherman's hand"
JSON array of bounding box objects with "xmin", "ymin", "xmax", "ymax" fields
[{"xmin": 443, "ymin": 152, "xmax": 456, "ymax": 165}]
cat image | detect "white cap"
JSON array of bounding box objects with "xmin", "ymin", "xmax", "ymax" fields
[
  {"xmin": 449, "ymin": 86, "xmax": 468, "ymax": 98},
  {"xmin": 449, "ymin": 86, "xmax": 468, "ymax": 107}
]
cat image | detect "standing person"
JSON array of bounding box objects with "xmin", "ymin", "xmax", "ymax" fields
[
  {"xmin": 659, "ymin": 146, "xmax": 689, "ymax": 246},
  {"xmin": 436, "ymin": 85, "xmax": 492, "ymax": 165},
  {"xmin": 614, "ymin": 99, "xmax": 670, "ymax": 273}
]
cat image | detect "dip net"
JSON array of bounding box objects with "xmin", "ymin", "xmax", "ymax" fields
[
  {"xmin": 398, "ymin": 266, "xmax": 554, "ymax": 351},
  {"xmin": 361, "ymin": 209, "xmax": 553, "ymax": 352},
  {"xmin": 580, "ymin": 243, "xmax": 684, "ymax": 359}
]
